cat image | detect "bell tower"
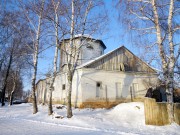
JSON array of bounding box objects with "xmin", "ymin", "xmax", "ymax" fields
[{"xmin": 59, "ymin": 35, "xmax": 106, "ymax": 71}]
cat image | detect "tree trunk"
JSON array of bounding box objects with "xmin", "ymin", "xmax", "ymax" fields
[
  {"xmin": 167, "ymin": 72, "xmax": 174, "ymax": 123},
  {"xmin": 31, "ymin": 0, "xmax": 44, "ymax": 114},
  {"xmin": 31, "ymin": 38, "xmax": 39, "ymax": 113},
  {"xmin": 67, "ymin": 72, "xmax": 73, "ymax": 118},
  {"xmin": 48, "ymin": 46, "xmax": 58, "ymax": 115},
  {"xmin": 66, "ymin": 0, "xmax": 92, "ymax": 118},
  {"xmin": 31, "ymin": 63, "xmax": 38, "ymax": 114},
  {"xmin": 48, "ymin": 2, "xmax": 59, "ymax": 115},
  {"xmin": 9, "ymin": 75, "xmax": 17, "ymax": 106},
  {"xmin": 1, "ymin": 50, "xmax": 13, "ymax": 106},
  {"xmin": 48, "ymin": 89, "xmax": 53, "ymax": 115},
  {"xmin": 151, "ymin": 0, "xmax": 175, "ymax": 123},
  {"xmin": 0, "ymin": 58, "xmax": 4, "ymax": 72},
  {"xmin": 9, "ymin": 91, "xmax": 14, "ymax": 106},
  {"xmin": 166, "ymin": 0, "xmax": 175, "ymax": 123},
  {"xmin": 9, "ymin": 84, "xmax": 15, "ymax": 106},
  {"xmin": 66, "ymin": 0, "xmax": 75, "ymax": 118},
  {"xmin": 73, "ymin": 1, "xmax": 91, "ymax": 68},
  {"xmin": 151, "ymin": 0, "xmax": 167, "ymax": 67}
]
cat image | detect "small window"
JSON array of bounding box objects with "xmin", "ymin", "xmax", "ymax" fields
[
  {"xmin": 96, "ymin": 82, "xmax": 102, "ymax": 97},
  {"xmin": 62, "ymin": 84, "xmax": 65, "ymax": 90},
  {"xmin": 86, "ymin": 43, "xmax": 94, "ymax": 49},
  {"xmin": 96, "ymin": 82, "xmax": 102, "ymax": 87}
]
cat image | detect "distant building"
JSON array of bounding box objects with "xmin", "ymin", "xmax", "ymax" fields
[{"xmin": 36, "ymin": 35, "xmax": 158, "ymax": 108}]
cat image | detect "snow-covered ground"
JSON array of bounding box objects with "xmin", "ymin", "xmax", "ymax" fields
[{"xmin": 0, "ymin": 102, "xmax": 179, "ymax": 135}]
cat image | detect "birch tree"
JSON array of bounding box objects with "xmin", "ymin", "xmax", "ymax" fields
[
  {"xmin": 47, "ymin": 0, "xmax": 60, "ymax": 115},
  {"xmin": 9, "ymin": 70, "xmax": 22, "ymax": 105},
  {"xmin": 64, "ymin": 0, "xmax": 107, "ymax": 118},
  {"xmin": 0, "ymin": 36, "xmax": 29, "ymax": 106},
  {"xmin": 18, "ymin": 0, "xmax": 45, "ymax": 114},
  {"xmin": 8, "ymin": 47, "xmax": 30, "ymax": 106},
  {"xmin": 9, "ymin": 70, "xmax": 17, "ymax": 105},
  {"xmin": 31, "ymin": 0, "xmax": 45, "ymax": 114},
  {"xmin": 118, "ymin": 0, "xmax": 180, "ymax": 123}
]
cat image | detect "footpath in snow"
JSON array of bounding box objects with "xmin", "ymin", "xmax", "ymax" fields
[{"xmin": 0, "ymin": 102, "xmax": 179, "ymax": 135}]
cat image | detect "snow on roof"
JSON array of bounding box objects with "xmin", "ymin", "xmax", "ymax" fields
[
  {"xmin": 74, "ymin": 34, "xmax": 93, "ymax": 38},
  {"xmin": 60, "ymin": 34, "xmax": 106, "ymax": 49},
  {"xmin": 62, "ymin": 34, "xmax": 97, "ymax": 41},
  {"xmin": 77, "ymin": 46, "xmax": 123, "ymax": 69},
  {"xmin": 151, "ymin": 67, "xmax": 162, "ymax": 73}
]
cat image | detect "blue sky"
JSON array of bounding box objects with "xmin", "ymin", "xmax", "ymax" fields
[
  {"xmin": 2, "ymin": 0, "xmax": 179, "ymax": 91},
  {"xmin": 23, "ymin": 0, "xmax": 140, "ymax": 91}
]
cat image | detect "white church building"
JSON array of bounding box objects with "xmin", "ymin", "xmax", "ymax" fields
[{"xmin": 36, "ymin": 36, "xmax": 158, "ymax": 108}]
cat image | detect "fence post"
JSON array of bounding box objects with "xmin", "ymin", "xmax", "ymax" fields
[{"xmin": 130, "ymin": 86, "xmax": 133, "ymax": 102}]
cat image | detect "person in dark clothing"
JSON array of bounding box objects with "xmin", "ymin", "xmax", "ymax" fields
[
  {"xmin": 174, "ymin": 89, "xmax": 180, "ymax": 103},
  {"xmin": 159, "ymin": 84, "xmax": 167, "ymax": 102},
  {"xmin": 145, "ymin": 87, "xmax": 153, "ymax": 98},
  {"xmin": 152, "ymin": 87, "xmax": 162, "ymax": 102}
]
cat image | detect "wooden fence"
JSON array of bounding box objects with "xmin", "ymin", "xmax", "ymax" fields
[{"xmin": 144, "ymin": 98, "xmax": 180, "ymax": 126}]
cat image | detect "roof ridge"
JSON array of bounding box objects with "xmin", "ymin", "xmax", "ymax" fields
[
  {"xmin": 77, "ymin": 45, "xmax": 157, "ymax": 73},
  {"xmin": 77, "ymin": 46, "xmax": 124, "ymax": 69}
]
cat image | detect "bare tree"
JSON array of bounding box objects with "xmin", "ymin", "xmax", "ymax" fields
[
  {"xmin": 0, "ymin": 10, "xmax": 16, "ymax": 106},
  {"xmin": 43, "ymin": 0, "xmax": 98, "ymax": 117},
  {"xmin": 63, "ymin": 0, "xmax": 107, "ymax": 118},
  {"xmin": 42, "ymin": 0, "xmax": 71, "ymax": 115},
  {"xmin": 18, "ymin": 0, "xmax": 45, "ymax": 114},
  {"xmin": 9, "ymin": 70, "xmax": 21, "ymax": 106},
  {"xmin": 65, "ymin": 0, "xmax": 75, "ymax": 118},
  {"xmin": 0, "ymin": 10, "xmax": 23, "ymax": 106},
  {"xmin": 31, "ymin": 0, "xmax": 45, "ymax": 114},
  {"xmin": 118, "ymin": 0, "xmax": 180, "ymax": 123},
  {"xmin": 8, "ymin": 49, "xmax": 29, "ymax": 106},
  {"xmin": 1, "ymin": 45, "xmax": 14, "ymax": 106},
  {"xmin": 47, "ymin": 0, "xmax": 60, "ymax": 115}
]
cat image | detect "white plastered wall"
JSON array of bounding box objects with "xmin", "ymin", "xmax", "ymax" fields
[
  {"xmin": 51, "ymin": 70, "xmax": 83, "ymax": 106},
  {"xmin": 36, "ymin": 68, "xmax": 158, "ymax": 107},
  {"xmin": 80, "ymin": 68, "xmax": 158, "ymax": 102}
]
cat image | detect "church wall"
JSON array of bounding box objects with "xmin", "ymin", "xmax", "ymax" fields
[
  {"xmin": 36, "ymin": 68, "xmax": 158, "ymax": 108},
  {"xmin": 80, "ymin": 68, "xmax": 158, "ymax": 107},
  {"xmin": 59, "ymin": 38, "xmax": 105, "ymax": 71},
  {"xmin": 81, "ymin": 40, "xmax": 104, "ymax": 64}
]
